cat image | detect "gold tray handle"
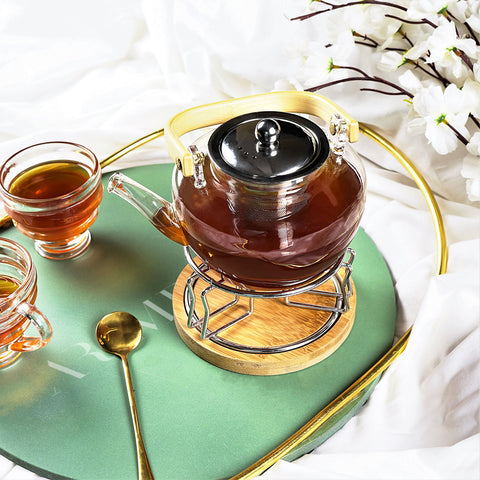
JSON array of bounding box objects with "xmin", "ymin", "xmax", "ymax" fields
[{"xmin": 165, "ymin": 91, "xmax": 360, "ymax": 177}]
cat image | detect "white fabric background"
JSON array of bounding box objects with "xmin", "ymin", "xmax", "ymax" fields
[{"xmin": 0, "ymin": 1, "xmax": 479, "ymax": 479}]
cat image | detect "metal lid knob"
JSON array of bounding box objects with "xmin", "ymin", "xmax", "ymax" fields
[{"xmin": 255, "ymin": 119, "xmax": 281, "ymax": 146}]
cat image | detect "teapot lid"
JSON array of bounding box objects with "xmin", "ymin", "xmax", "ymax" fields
[{"xmin": 208, "ymin": 111, "xmax": 329, "ymax": 183}]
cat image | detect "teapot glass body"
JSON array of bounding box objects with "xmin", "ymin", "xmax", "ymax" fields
[{"xmin": 108, "ymin": 92, "xmax": 367, "ymax": 290}]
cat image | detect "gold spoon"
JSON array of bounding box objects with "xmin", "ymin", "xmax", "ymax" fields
[{"xmin": 96, "ymin": 311, "xmax": 154, "ymax": 480}]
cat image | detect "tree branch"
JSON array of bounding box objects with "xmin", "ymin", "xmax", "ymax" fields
[
  {"xmin": 291, "ymin": 0, "xmax": 435, "ymax": 29},
  {"xmin": 384, "ymin": 13, "xmax": 437, "ymax": 28},
  {"xmin": 306, "ymin": 67, "xmax": 413, "ymax": 98}
]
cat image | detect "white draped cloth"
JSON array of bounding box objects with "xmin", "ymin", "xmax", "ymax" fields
[{"xmin": 0, "ymin": 1, "xmax": 478, "ymax": 479}]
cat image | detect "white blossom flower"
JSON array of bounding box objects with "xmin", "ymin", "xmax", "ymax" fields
[
  {"xmin": 462, "ymin": 132, "xmax": 480, "ymax": 201},
  {"xmin": 303, "ymin": 46, "xmax": 336, "ymax": 85},
  {"xmin": 302, "ymin": 33, "xmax": 356, "ymax": 87},
  {"xmin": 467, "ymin": 131, "xmax": 480, "ymax": 156},
  {"xmin": 398, "ymin": 70, "xmax": 437, "ymax": 93},
  {"xmin": 411, "ymin": 84, "xmax": 470, "ymax": 154},
  {"xmin": 459, "ymin": 0, "xmax": 480, "ymax": 33},
  {"xmin": 474, "ymin": 62, "xmax": 480, "ymax": 82},
  {"xmin": 407, "ymin": 0, "xmax": 450, "ymax": 21},
  {"xmin": 405, "ymin": 18, "xmax": 479, "ymax": 85},
  {"xmin": 378, "ymin": 51, "xmax": 407, "ymax": 72},
  {"xmin": 462, "ymin": 78, "xmax": 480, "ymax": 118},
  {"xmin": 343, "ymin": 4, "xmax": 403, "ymax": 48}
]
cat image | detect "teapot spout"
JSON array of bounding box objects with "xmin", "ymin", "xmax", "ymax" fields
[{"xmin": 107, "ymin": 172, "xmax": 188, "ymax": 246}]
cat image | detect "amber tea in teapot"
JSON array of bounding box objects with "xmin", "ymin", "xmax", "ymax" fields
[{"xmin": 171, "ymin": 151, "xmax": 363, "ymax": 288}]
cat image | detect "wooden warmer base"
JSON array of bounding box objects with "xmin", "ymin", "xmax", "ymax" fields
[{"xmin": 173, "ymin": 264, "xmax": 356, "ymax": 376}]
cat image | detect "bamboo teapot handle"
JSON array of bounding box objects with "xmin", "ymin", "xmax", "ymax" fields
[{"xmin": 165, "ymin": 91, "xmax": 359, "ymax": 177}]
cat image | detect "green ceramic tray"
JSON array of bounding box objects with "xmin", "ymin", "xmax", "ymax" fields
[{"xmin": 0, "ymin": 163, "xmax": 395, "ymax": 480}]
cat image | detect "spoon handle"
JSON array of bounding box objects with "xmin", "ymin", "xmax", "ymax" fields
[{"xmin": 121, "ymin": 355, "xmax": 155, "ymax": 480}]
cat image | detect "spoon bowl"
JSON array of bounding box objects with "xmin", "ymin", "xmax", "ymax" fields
[
  {"xmin": 96, "ymin": 311, "xmax": 154, "ymax": 480},
  {"xmin": 96, "ymin": 311, "xmax": 142, "ymax": 357}
]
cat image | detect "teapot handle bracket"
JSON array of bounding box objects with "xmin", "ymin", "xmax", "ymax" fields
[
  {"xmin": 187, "ymin": 145, "xmax": 207, "ymax": 189},
  {"xmin": 328, "ymin": 114, "xmax": 348, "ymax": 163}
]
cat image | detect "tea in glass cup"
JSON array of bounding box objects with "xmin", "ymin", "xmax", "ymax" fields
[
  {"xmin": 0, "ymin": 238, "xmax": 53, "ymax": 368},
  {"xmin": 0, "ymin": 141, "xmax": 103, "ymax": 260}
]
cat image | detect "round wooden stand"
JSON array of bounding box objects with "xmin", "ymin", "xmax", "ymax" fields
[{"xmin": 173, "ymin": 264, "xmax": 356, "ymax": 376}]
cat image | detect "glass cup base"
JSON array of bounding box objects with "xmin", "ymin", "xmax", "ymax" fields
[
  {"xmin": 34, "ymin": 230, "xmax": 92, "ymax": 260},
  {"xmin": 0, "ymin": 349, "xmax": 22, "ymax": 369}
]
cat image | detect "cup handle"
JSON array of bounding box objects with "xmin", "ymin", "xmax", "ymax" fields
[{"xmin": 10, "ymin": 303, "xmax": 53, "ymax": 352}]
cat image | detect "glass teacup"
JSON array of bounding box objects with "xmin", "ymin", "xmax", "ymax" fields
[
  {"xmin": 0, "ymin": 237, "xmax": 53, "ymax": 368},
  {"xmin": 0, "ymin": 141, "xmax": 103, "ymax": 260}
]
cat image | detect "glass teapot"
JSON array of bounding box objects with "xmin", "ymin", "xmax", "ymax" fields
[{"xmin": 108, "ymin": 91, "xmax": 366, "ymax": 289}]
